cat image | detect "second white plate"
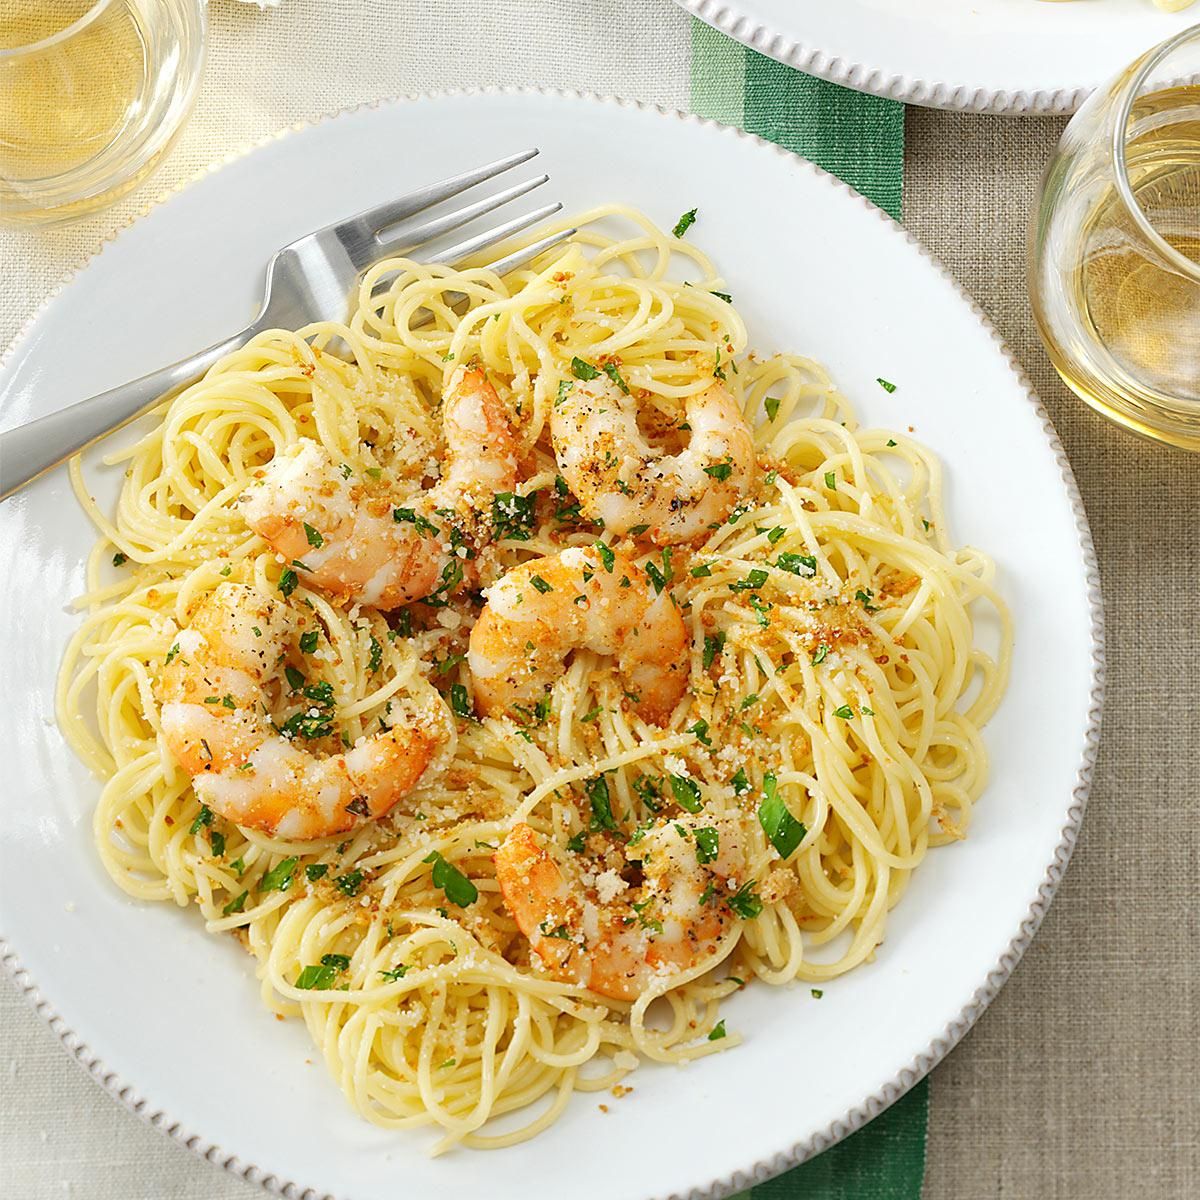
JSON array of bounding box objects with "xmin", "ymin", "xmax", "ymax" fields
[{"xmin": 680, "ymin": 0, "xmax": 1194, "ymax": 114}]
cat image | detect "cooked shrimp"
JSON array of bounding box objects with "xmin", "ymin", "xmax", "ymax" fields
[
  {"xmin": 239, "ymin": 366, "xmax": 517, "ymax": 609},
  {"xmin": 494, "ymin": 815, "xmax": 744, "ymax": 1001},
  {"xmin": 158, "ymin": 583, "xmax": 440, "ymax": 840},
  {"xmin": 551, "ymin": 374, "xmax": 756, "ymax": 543},
  {"xmin": 467, "ymin": 545, "xmax": 688, "ymax": 723}
]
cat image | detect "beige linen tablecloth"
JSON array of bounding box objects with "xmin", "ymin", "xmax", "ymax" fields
[{"xmin": 2, "ymin": 4, "xmax": 1197, "ymax": 1197}]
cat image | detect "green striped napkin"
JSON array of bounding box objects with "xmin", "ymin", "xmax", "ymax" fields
[
  {"xmin": 691, "ymin": 21, "xmax": 903, "ymax": 220},
  {"xmin": 689, "ymin": 19, "xmax": 922, "ymax": 1199}
]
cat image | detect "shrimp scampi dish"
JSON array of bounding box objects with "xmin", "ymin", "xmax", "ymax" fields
[{"xmin": 62, "ymin": 205, "xmax": 1011, "ymax": 1151}]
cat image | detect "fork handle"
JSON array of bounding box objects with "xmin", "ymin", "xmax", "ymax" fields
[{"xmin": 0, "ymin": 326, "xmax": 256, "ymax": 502}]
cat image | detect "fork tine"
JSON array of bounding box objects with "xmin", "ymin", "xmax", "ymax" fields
[
  {"xmin": 374, "ymin": 174, "xmax": 550, "ymax": 253},
  {"xmin": 482, "ymin": 226, "xmax": 577, "ymax": 277},
  {"xmin": 401, "ymin": 227, "xmax": 578, "ymax": 331},
  {"xmin": 424, "ymin": 203, "xmax": 564, "ymax": 267},
  {"xmin": 335, "ymin": 148, "xmax": 540, "ymax": 242}
]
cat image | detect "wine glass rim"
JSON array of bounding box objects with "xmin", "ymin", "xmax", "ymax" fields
[
  {"xmin": 1112, "ymin": 23, "xmax": 1200, "ymax": 284},
  {"xmin": 0, "ymin": 0, "xmax": 116, "ymax": 61}
]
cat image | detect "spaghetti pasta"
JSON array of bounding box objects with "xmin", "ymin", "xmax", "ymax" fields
[{"xmin": 58, "ymin": 206, "xmax": 1011, "ymax": 1151}]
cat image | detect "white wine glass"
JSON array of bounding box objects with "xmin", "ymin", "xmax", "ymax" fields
[
  {"xmin": 1030, "ymin": 23, "xmax": 1200, "ymax": 449},
  {"xmin": 0, "ymin": 0, "xmax": 205, "ymax": 227}
]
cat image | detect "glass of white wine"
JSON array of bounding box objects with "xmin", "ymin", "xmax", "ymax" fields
[
  {"xmin": 1030, "ymin": 23, "xmax": 1200, "ymax": 450},
  {"xmin": 0, "ymin": 0, "xmax": 205, "ymax": 227}
]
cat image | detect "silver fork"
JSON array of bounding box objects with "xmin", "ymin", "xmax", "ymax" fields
[{"xmin": 0, "ymin": 149, "xmax": 573, "ymax": 501}]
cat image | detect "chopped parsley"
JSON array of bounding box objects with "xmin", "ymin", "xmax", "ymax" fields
[
  {"xmin": 303, "ymin": 523, "xmax": 324, "ymax": 549},
  {"xmin": 812, "ymin": 644, "xmax": 829, "ymax": 665},
  {"xmin": 299, "ymin": 630, "xmax": 319, "ymax": 654},
  {"xmin": 730, "ymin": 767, "xmax": 750, "ymax": 796},
  {"xmin": 876, "ymin": 377, "xmax": 897, "ymax": 393},
  {"xmin": 672, "ymin": 207, "xmax": 698, "ymax": 238},
  {"xmin": 586, "ymin": 775, "xmax": 619, "ymax": 832},
  {"xmin": 284, "ymin": 665, "xmax": 305, "ymax": 692},
  {"xmin": 295, "ymin": 963, "xmax": 337, "ymax": 991},
  {"xmin": 392, "ymin": 507, "xmax": 439, "ymax": 538},
  {"xmin": 277, "ymin": 567, "xmax": 298, "ymax": 598},
  {"xmin": 824, "ymin": 471, "xmax": 837, "ymax": 491},
  {"xmin": 766, "ymin": 526, "xmax": 786, "ymax": 545},
  {"xmin": 566, "ymin": 831, "xmax": 588, "ymax": 853},
  {"xmin": 811, "ymin": 988, "xmax": 825, "ymax": 999},
  {"xmin": 669, "ymin": 774, "xmax": 703, "ymax": 813},
  {"xmin": 687, "ymin": 719, "xmax": 712, "ymax": 746},
  {"xmin": 758, "ymin": 773, "xmax": 806, "ymax": 860},
  {"xmin": 707, "ymin": 1019, "xmax": 727, "ymax": 1041},
  {"xmin": 570, "ymin": 356, "xmax": 601, "ymax": 381},
  {"xmin": 556, "ymin": 379, "xmax": 575, "ymax": 406},
  {"xmin": 702, "ymin": 631, "xmax": 725, "ymax": 670},
  {"xmin": 111, "ymin": 552, "xmax": 127, "ymax": 567},
  {"xmin": 422, "ymin": 851, "xmax": 478, "ymax": 906},
  {"xmin": 189, "ymin": 805, "xmax": 214, "ymax": 836},
  {"xmin": 305, "ymin": 863, "xmax": 329, "ymax": 882},
  {"xmin": 530, "ymin": 574, "xmax": 553, "ymax": 594},
  {"xmin": 746, "ymin": 594, "xmax": 768, "ymax": 629},
  {"xmin": 594, "ymin": 541, "xmax": 615, "ymax": 572},
  {"xmin": 634, "ymin": 774, "xmax": 663, "ymax": 813},
  {"xmin": 729, "ymin": 568, "xmax": 768, "ymax": 593},
  {"xmin": 433, "ymin": 651, "xmax": 465, "ymax": 677},
  {"xmin": 833, "ymin": 704, "xmax": 855, "ymax": 720},
  {"xmin": 694, "ymin": 826, "xmax": 720, "ymax": 865},
  {"xmin": 645, "ymin": 560, "xmax": 668, "ymax": 594},
  {"xmin": 776, "ymin": 552, "xmax": 817, "ymax": 578},
  {"xmin": 379, "ymin": 965, "xmax": 409, "ymax": 982},
  {"xmin": 222, "ymin": 890, "xmax": 248, "ymax": 917},
  {"xmin": 450, "ymin": 683, "xmax": 474, "ymax": 721},
  {"xmin": 726, "ymin": 881, "xmax": 763, "ymax": 920},
  {"xmin": 492, "ymin": 491, "xmax": 537, "ymax": 542},
  {"xmin": 367, "ymin": 634, "xmax": 383, "ymax": 673},
  {"xmin": 690, "ymin": 562, "xmax": 713, "ymax": 578},
  {"xmin": 334, "ymin": 869, "xmax": 365, "ymax": 898},
  {"xmin": 855, "ymin": 587, "xmax": 879, "ymax": 613},
  {"xmin": 704, "ymin": 459, "xmax": 733, "ymax": 481},
  {"xmin": 711, "ymin": 290, "xmax": 732, "ymax": 304},
  {"xmin": 260, "ymin": 856, "xmax": 299, "ymax": 894},
  {"xmin": 764, "ymin": 394, "xmax": 781, "ymax": 422},
  {"xmin": 420, "ymin": 557, "xmax": 464, "ymax": 607},
  {"xmin": 602, "ymin": 362, "xmax": 630, "ymax": 394}
]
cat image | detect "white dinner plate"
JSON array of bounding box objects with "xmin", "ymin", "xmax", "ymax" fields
[
  {"xmin": 680, "ymin": 0, "xmax": 1196, "ymax": 114},
  {"xmin": 0, "ymin": 90, "xmax": 1103, "ymax": 1200}
]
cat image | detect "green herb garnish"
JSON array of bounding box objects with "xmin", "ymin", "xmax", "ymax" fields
[
  {"xmin": 669, "ymin": 774, "xmax": 703, "ymax": 813},
  {"xmin": 672, "ymin": 208, "xmax": 698, "ymax": 238},
  {"xmin": 587, "ymin": 775, "xmax": 619, "ymax": 832},
  {"xmin": 423, "ymin": 851, "xmax": 478, "ymax": 906},
  {"xmin": 260, "ymin": 857, "xmax": 299, "ymax": 894},
  {"xmin": 758, "ymin": 773, "xmax": 806, "ymax": 860},
  {"xmin": 571, "ymin": 356, "xmax": 601, "ymax": 381}
]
